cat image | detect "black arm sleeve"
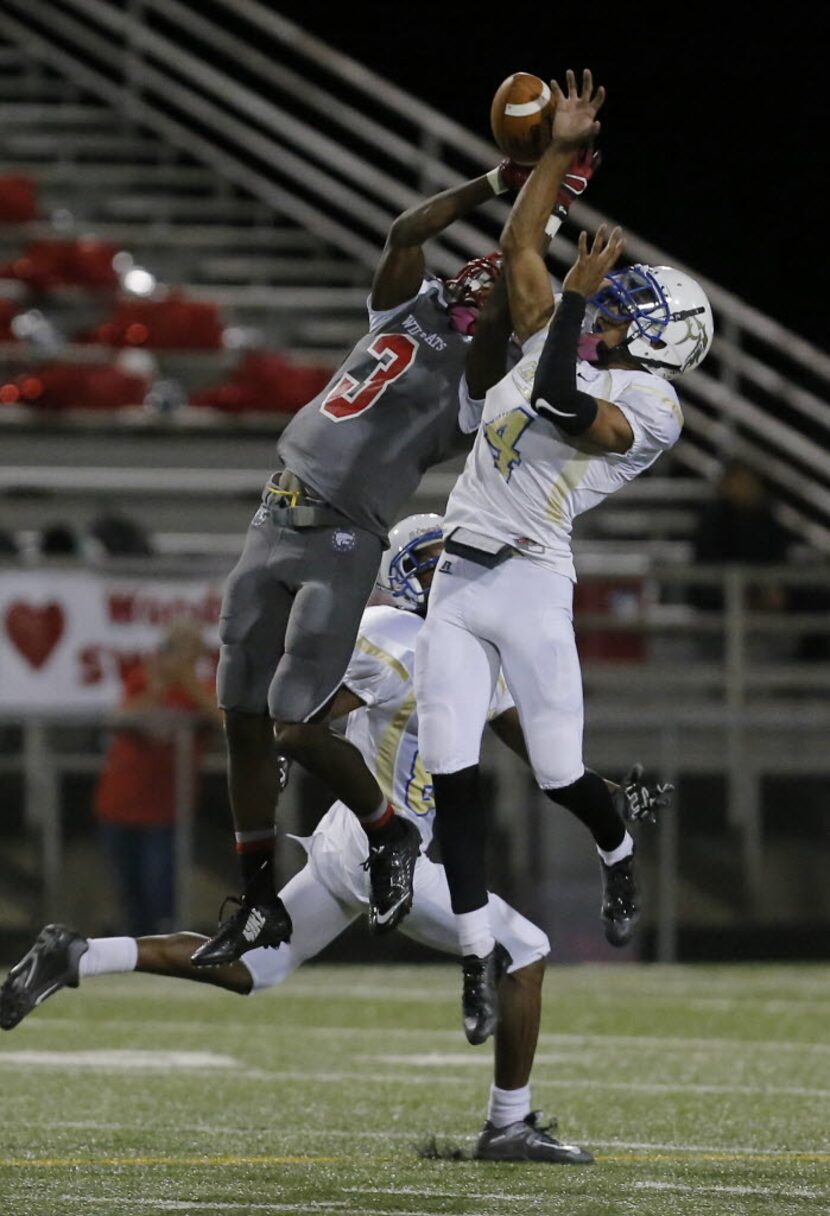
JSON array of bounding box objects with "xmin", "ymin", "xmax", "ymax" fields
[{"xmin": 530, "ymin": 291, "xmax": 598, "ymax": 435}]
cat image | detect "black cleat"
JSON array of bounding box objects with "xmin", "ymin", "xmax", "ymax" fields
[
  {"xmin": 364, "ymin": 816, "xmax": 421, "ymax": 935},
  {"xmin": 0, "ymin": 923, "xmax": 89, "ymax": 1030},
  {"xmin": 600, "ymin": 847, "xmax": 640, "ymax": 947},
  {"xmin": 190, "ymin": 895, "xmax": 292, "ymax": 967},
  {"xmin": 475, "ymin": 1111, "xmax": 594, "ymax": 1164},
  {"xmin": 461, "ymin": 942, "xmax": 511, "ymax": 1046}
]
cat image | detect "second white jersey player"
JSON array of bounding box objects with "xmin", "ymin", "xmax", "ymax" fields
[
  {"xmin": 444, "ymin": 326, "xmax": 683, "ymax": 582},
  {"xmin": 265, "ymin": 602, "xmax": 539, "ymax": 960}
]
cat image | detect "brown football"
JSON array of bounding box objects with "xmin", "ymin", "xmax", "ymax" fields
[{"xmin": 490, "ymin": 72, "xmax": 554, "ymax": 166}]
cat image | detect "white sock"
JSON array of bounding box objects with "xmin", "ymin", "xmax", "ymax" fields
[
  {"xmin": 456, "ymin": 907, "xmax": 494, "ymax": 959},
  {"xmin": 78, "ymin": 937, "xmax": 138, "ymax": 978},
  {"xmin": 598, "ymin": 830, "xmax": 634, "ymax": 867},
  {"xmin": 487, "ymin": 1083, "xmax": 532, "ymax": 1129}
]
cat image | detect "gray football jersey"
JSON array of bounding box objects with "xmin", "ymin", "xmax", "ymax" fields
[{"xmin": 277, "ymin": 279, "xmax": 470, "ymax": 537}]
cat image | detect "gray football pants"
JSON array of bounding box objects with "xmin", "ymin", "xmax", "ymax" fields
[{"xmin": 216, "ymin": 510, "xmax": 383, "ymax": 723}]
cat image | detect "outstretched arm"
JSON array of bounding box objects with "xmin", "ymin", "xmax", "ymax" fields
[
  {"xmin": 464, "ymin": 274, "xmax": 513, "ymax": 402},
  {"xmin": 530, "ymin": 226, "xmax": 634, "ymax": 454},
  {"xmin": 372, "ymin": 168, "xmax": 513, "ymax": 311},
  {"xmin": 500, "ymin": 69, "xmax": 605, "ymax": 344}
]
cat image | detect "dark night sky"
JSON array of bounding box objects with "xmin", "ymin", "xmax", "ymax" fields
[{"xmin": 291, "ymin": 7, "xmax": 824, "ymax": 349}]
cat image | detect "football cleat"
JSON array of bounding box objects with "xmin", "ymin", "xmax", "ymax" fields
[
  {"xmin": 364, "ymin": 816, "xmax": 421, "ymax": 935},
  {"xmin": 0, "ymin": 923, "xmax": 89, "ymax": 1030},
  {"xmin": 461, "ymin": 942, "xmax": 511, "ymax": 1045},
  {"xmin": 190, "ymin": 895, "xmax": 292, "ymax": 967},
  {"xmin": 600, "ymin": 848, "xmax": 640, "ymax": 947},
  {"xmin": 475, "ymin": 1111, "xmax": 594, "ymax": 1164}
]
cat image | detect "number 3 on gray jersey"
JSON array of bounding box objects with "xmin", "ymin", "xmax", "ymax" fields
[{"xmin": 320, "ymin": 334, "xmax": 419, "ymax": 421}]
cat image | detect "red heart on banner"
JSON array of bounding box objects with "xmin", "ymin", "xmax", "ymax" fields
[{"xmin": 5, "ymin": 602, "xmax": 65, "ymax": 669}]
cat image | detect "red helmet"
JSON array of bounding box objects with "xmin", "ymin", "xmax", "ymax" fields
[{"xmin": 444, "ymin": 252, "xmax": 504, "ymax": 306}]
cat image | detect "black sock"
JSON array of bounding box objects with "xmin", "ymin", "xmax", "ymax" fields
[
  {"xmin": 241, "ymin": 855, "xmax": 277, "ymax": 905},
  {"xmin": 367, "ymin": 813, "xmax": 409, "ymax": 845},
  {"xmin": 433, "ymin": 767, "xmax": 488, "ymax": 914},
  {"xmin": 544, "ymin": 770, "xmax": 625, "ymax": 852}
]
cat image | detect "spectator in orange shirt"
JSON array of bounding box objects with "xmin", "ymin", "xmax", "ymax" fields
[{"xmin": 95, "ymin": 620, "xmax": 220, "ymax": 935}]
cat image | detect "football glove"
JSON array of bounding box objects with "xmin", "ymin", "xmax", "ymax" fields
[
  {"xmin": 497, "ymin": 159, "xmax": 533, "ymax": 192},
  {"xmin": 615, "ymin": 762, "xmax": 674, "ymax": 825},
  {"xmin": 553, "ymin": 148, "xmax": 602, "ymax": 220}
]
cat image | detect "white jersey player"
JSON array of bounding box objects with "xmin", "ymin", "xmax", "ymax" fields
[{"xmin": 416, "ymin": 69, "xmax": 713, "ymax": 1045}]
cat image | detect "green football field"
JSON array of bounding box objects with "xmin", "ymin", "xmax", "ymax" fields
[{"xmin": 0, "ymin": 962, "xmax": 827, "ymax": 1215}]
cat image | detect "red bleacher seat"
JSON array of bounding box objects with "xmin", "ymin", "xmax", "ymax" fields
[
  {"xmin": 574, "ymin": 579, "xmax": 646, "ymax": 662},
  {"xmin": 0, "ymin": 362, "xmax": 148, "ymax": 410},
  {"xmin": 189, "ymin": 350, "xmax": 332, "ymax": 413},
  {"xmin": 0, "ymin": 176, "xmax": 38, "ymax": 223},
  {"xmin": 0, "ymin": 238, "xmax": 119, "ymax": 290},
  {"xmin": 0, "ymin": 300, "xmax": 18, "ymax": 342},
  {"xmin": 81, "ymin": 292, "xmax": 224, "ymax": 349}
]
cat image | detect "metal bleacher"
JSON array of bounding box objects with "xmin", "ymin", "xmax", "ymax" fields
[{"xmin": 0, "ymin": 0, "xmax": 828, "ymax": 571}]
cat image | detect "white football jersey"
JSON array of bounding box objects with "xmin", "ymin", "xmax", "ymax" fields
[
  {"xmin": 443, "ymin": 325, "xmax": 684, "ymax": 580},
  {"xmin": 342, "ymin": 604, "xmax": 513, "ymax": 847}
]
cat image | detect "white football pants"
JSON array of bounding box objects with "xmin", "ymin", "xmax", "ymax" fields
[
  {"xmin": 243, "ymin": 803, "xmax": 550, "ymax": 992},
  {"xmin": 415, "ymin": 553, "xmax": 585, "ymax": 789}
]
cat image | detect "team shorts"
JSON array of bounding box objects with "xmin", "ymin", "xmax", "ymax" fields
[
  {"xmin": 415, "ymin": 553, "xmax": 585, "ymax": 789},
  {"xmin": 216, "ymin": 498, "xmax": 383, "ymax": 723}
]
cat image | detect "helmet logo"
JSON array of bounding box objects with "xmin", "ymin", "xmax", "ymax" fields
[{"xmin": 678, "ymin": 315, "xmax": 710, "ymax": 373}]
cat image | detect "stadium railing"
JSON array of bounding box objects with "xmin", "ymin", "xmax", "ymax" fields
[
  {"xmin": 1, "ymin": 564, "xmax": 828, "ymax": 960},
  {"xmin": 0, "ymin": 0, "xmax": 827, "ymax": 554}
]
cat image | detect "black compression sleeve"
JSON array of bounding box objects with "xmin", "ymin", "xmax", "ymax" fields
[{"xmin": 530, "ymin": 291, "xmax": 598, "ymax": 435}]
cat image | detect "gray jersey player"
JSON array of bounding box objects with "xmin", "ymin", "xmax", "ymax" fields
[{"xmin": 192, "ymin": 159, "xmax": 549, "ymax": 969}]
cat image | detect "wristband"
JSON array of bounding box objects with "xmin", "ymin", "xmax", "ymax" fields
[
  {"xmin": 486, "ymin": 167, "xmax": 508, "ymax": 196},
  {"xmin": 531, "ymin": 291, "xmax": 598, "ymax": 436},
  {"xmin": 544, "ymin": 212, "xmax": 562, "ymax": 240}
]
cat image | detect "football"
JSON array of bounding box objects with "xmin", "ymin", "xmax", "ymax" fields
[{"xmin": 490, "ymin": 72, "xmax": 554, "ymax": 166}]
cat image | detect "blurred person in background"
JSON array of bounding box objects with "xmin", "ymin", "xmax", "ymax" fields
[
  {"xmin": 690, "ymin": 460, "xmax": 791, "ymax": 613},
  {"xmin": 686, "ymin": 461, "xmax": 830, "ymax": 662},
  {"xmin": 94, "ymin": 619, "xmax": 220, "ymax": 935}
]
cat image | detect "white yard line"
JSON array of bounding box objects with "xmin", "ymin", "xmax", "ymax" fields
[
  {"xmin": 18, "ymin": 1018, "xmax": 829, "ymax": 1056},
  {"xmin": 3, "ymin": 1122, "xmax": 827, "ymax": 1157},
  {"xmin": 0, "ymin": 1049, "xmax": 237, "ymax": 1070},
  {"xmin": 634, "ymin": 1181, "xmax": 828, "ymax": 1200},
  {"xmin": 225, "ymin": 1065, "xmax": 830, "ymax": 1099},
  {"xmin": 54, "ymin": 1203, "xmax": 344, "ymax": 1213}
]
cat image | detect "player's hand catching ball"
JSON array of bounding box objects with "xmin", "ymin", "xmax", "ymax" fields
[
  {"xmin": 550, "ymin": 68, "xmax": 605, "ymax": 151},
  {"xmin": 562, "ymin": 225, "xmax": 624, "ymax": 298}
]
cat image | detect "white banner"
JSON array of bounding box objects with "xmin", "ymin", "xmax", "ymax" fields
[{"xmin": 0, "ymin": 571, "xmax": 222, "ymax": 713}]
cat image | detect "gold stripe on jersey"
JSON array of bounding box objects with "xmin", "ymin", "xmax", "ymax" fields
[
  {"xmin": 545, "ymin": 452, "xmax": 593, "ymax": 525},
  {"xmin": 373, "ymin": 694, "xmax": 416, "ymax": 808},
  {"xmin": 354, "ymin": 635, "xmax": 410, "ymax": 684}
]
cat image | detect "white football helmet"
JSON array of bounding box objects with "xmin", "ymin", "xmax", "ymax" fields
[
  {"xmin": 377, "ymin": 513, "xmax": 444, "ymax": 611},
  {"xmin": 585, "ymin": 264, "xmax": 714, "ymax": 379}
]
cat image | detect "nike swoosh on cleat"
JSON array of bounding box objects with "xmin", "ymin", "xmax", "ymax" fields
[{"xmin": 372, "ymin": 896, "xmax": 409, "ymax": 927}]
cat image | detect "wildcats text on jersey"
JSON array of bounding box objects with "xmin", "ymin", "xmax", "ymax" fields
[{"xmin": 400, "ymin": 312, "xmax": 450, "ymax": 351}]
